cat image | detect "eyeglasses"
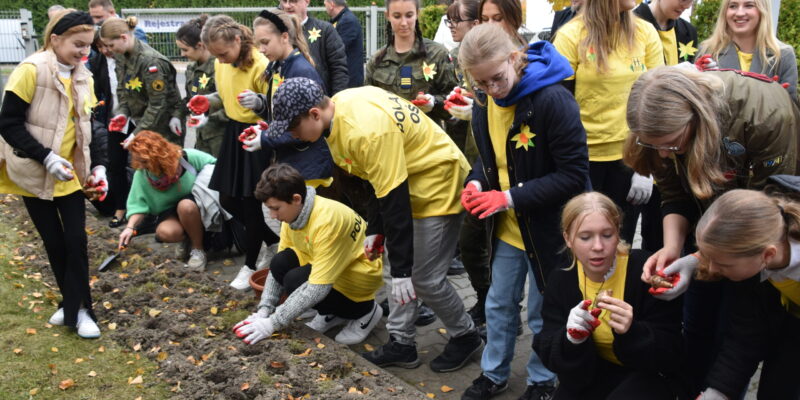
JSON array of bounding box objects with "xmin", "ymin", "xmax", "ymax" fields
[
  {"xmin": 635, "ymin": 124, "xmax": 691, "ymax": 153},
  {"xmin": 444, "ymin": 18, "xmax": 476, "ymax": 27},
  {"xmin": 473, "ymin": 60, "xmax": 512, "ymax": 92}
]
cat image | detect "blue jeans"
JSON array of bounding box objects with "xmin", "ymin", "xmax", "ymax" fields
[{"xmin": 482, "ymin": 240, "xmax": 556, "ymax": 385}]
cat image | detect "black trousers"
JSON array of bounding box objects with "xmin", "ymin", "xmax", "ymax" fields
[
  {"xmin": 459, "ymin": 212, "xmax": 491, "ymax": 291},
  {"xmin": 553, "ymin": 358, "xmax": 677, "ymax": 400},
  {"xmin": 269, "ymin": 249, "xmax": 373, "ymax": 319},
  {"xmin": 219, "ymin": 195, "xmax": 279, "ymax": 269},
  {"xmin": 22, "ymin": 191, "xmax": 94, "ymax": 326},
  {"xmin": 107, "ymin": 129, "xmax": 130, "ymax": 211},
  {"xmin": 589, "ymin": 160, "xmax": 637, "ymax": 244},
  {"xmin": 639, "ymin": 185, "xmax": 664, "ymax": 252}
]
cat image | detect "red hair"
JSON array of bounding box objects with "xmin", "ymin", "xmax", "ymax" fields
[{"xmin": 128, "ymin": 131, "xmax": 182, "ymax": 177}]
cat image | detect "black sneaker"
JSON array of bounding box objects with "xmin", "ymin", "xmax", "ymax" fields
[
  {"xmin": 415, "ymin": 302, "xmax": 437, "ymax": 326},
  {"xmin": 361, "ymin": 336, "xmax": 420, "ymax": 369},
  {"xmin": 448, "ymin": 257, "xmax": 466, "ymax": 275},
  {"xmin": 518, "ymin": 381, "xmax": 556, "ymax": 400},
  {"xmin": 462, "ymin": 375, "xmax": 508, "ymax": 400},
  {"xmin": 430, "ymin": 329, "xmax": 483, "ymax": 372},
  {"xmin": 467, "ymin": 301, "xmax": 486, "ymax": 325}
]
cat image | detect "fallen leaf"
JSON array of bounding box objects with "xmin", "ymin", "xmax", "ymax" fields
[
  {"xmin": 156, "ymin": 352, "xmax": 168, "ymax": 361},
  {"xmin": 348, "ymin": 387, "xmax": 359, "ymax": 393},
  {"xmin": 128, "ymin": 375, "xmax": 144, "ymax": 385},
  {"xmin": 437, "ymin": 328, "xmax": 447, "ymax": 335},
  {"xmin": 48, "ymin": 364, "xmax": 57, "ymax": 374},
  {"xmin": 74, "ymin": 358, "xmax": 85, "ymax": 364},
  {"xmin": 363, "ymin": 343, "xmax": 375, "ymax": 352},
  {"xmin": 148, "ymin": 309, "xmax": 162, "ymax": 317},
  {"xmin": 270, "ymin": 361, "xmax": 285, "ymax": 369},
  {"xmin": 369, "ymin": 369, "xmax": 379, "ymax": 376},
  {"xmin": 441, "ymin": 385, "xmax": 454, "ymax": 393},
  {"xmin": 103, "ymin": 301, "xmax": 113, "ymax": 309},
  {"xmin": 26, "ymin": 328, "xmax": 36, "ymax": 335},
  {"xmin": 223, "ymin": 259, "xmax": 234, "ymax": 266},
  {"xmin": 240, "ymin": 382, "xmax": 250, "ymax": 391},
  {"xmin": 108, "ymin": 323, "xmax": 117, "ymax": 330},
  {"xmin": 58, "ymin": 379, "xmax": 75, "ymax": 390},
  {"xmin": 13, "ymin": 348, "xmax": 22, "ymax": 355},
  {"xmin": 87, "ymin": 371, "xmax": 97, "ymax": 377},
  {"xmin": 121, "ymin": 261, "xmax": 128, "ymax": 268},
  {"xmin": 210, "ymin": 307, "xmax": 218, "ymax": 315},
  {"xmin": 29, "ymin": 388, "xmax": 39, "ymax": 395},
  {"xmin": 133, "ymin": 343, "xmax": 142, "ymax": 351},
  {"xmin": 316, "ymin": 343, "xmax": 325, "ymax": 349},
  {"xmin": 31, "ymin": 292, "xmax": 42, "ymax": 298},
  {"xmin": 297, "ymin": 348, "xmax": 312, "ymax": 357},
  {"xmin": 97, "ymin": 346, "xmax": 105, "ymax": 353},
  {"xmin": 50, "ymin": 347, "xmax": 58, "ymax": 352}
]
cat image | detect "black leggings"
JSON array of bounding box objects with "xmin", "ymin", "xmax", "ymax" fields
[
  {"xmin": 107, "ymin": 130, "xmax": 130, "ymax": 211},
  {"xmin": 553, "ymin": 358, "xmax": 678, "ymax": 400},
  {"xmin": 269, "ymin": 249, "xmax": 374, "ymax": 319},
  {"xmin": 22, "ymin": 191, "xmax": 94, "ymax": 326},
  {"xmin": 219, "ymin": 194, "xmax": 279, "ymax": 269}
]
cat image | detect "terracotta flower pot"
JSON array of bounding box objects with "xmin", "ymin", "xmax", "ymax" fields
[{"xmin": 249, "ymin": 269, "xmax": 270, "ymax": 300}]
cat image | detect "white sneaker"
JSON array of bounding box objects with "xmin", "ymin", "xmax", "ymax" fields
[
  {"xmin": 299, "ymin": 309, "xmax": 318, "ymax": 320},
  {"xmin": 306, "ymin": 313, "xmax": 346, "ymax": 332},
  {"xmin": 335, "ymin": 302, "xmax": 383, "ymax": 345},
  {"xmin": 255, "ymin": 243, "xmax": 279, "ymax": 271},
  {"xmin": 48, "ymin": 308, "xmax": 65, "ymax": 325},
  {"xmin": 76, "ymin": 309, "xmax": 101, "ymax": 339},
  {"xmin": 230, "ymin": 265, "xmax": 255, "ymax": 290},
  {"xmin": 186, "ymin": 249, "xmax": 207, "ymax": 271}
]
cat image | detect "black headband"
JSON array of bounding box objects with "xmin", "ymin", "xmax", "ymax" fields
[
  {"xmin": 52, "ymin": 11, "xmax": 94, "ymax": 35},
  {"xmin": 258, "ymin": 10, "xmax": 288, "ymax": 34}
]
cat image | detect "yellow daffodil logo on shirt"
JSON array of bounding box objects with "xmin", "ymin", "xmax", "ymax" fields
[
  {"xmin": 587, "ymin": 47, "xmax": 596, "ymax": 62},
  {"xmin": 125, "ymin": 76, "xmax": 143, "ymax": 91},
  {"xmin": 82, "ymin": 94, "xmax": 93, "ymax": 116},
  {"xmin": 422, "ymin": 61, "xmax": 437, "ymax": 81},
  {"xmin": 679, "ymin": 40, "xmax": 698, "ymax": 61},
  {"xmin": 308, "ymin": 27, "xmax": 322, "ymax": 43},
  {"xmin": 338, "ymin": 154, "xmax": 354, "ymax": 173},
  {"xmin": 511, "ymin": 124, "xmax": 536, "ymax": 150},
  {"xmin": 198, "ymin": 73, "xmax": 211, "ymax": 90}
]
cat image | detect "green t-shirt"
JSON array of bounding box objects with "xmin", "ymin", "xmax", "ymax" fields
[{"xmin": 126, "ymin": 148, "xmax": 216, "ymax": 218}]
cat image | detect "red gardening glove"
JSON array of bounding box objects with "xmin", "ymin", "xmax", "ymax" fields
[
  {"xmin": 465, "ymin": 190, "xmax": 510, "ymax": 219},
  {"xmin": 188, "ymin": 95, "xmax": 210, "ymax": 115},
  {"xmin": 461, "ymin": 181, "xmax": 480, "ymax": 212},
  {"xmin": 648, "ymin": 269, "xmax": 681, "ymax": 296},
  {"xmin": 108, "ymin": 115, "xmax": 128, "ymax": 132},
  {"xmin": 588, "ymin": 308, "xmax": 602, "ymax": 329},
  {"xmin": 566, "ymin": 300, "xmax": 600, "ymax": 344},
  {"xmin": 364, "ymin": 234, "xmax": 385, "ymax": 261},
  {"xmin": 695, "ymin": 54, "xmax": 718, "ymax": 71},
  {"xmin": 410, "ymin": 91, "xmax": 428, "ymax": 107},
  {"xmin": 238, "ymin": 121, "xmax": 269, "ymax": 143}
]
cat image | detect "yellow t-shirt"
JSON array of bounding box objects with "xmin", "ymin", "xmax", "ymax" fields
[
  {"xmin": 487, "ymin": 98, "xmax": 524, "ymax": 250},
  {"xmin": 553, "ymin": 18, "xmax": 665, "ymax": 161},
  {"xmin": 215, "ymin": 48, "xmax": 269, "ymax": 124},
  {"xmin": 0, "ymin": 63, "xmax": 85, "ymax": 197},
  {"xmin": 577, "ymin": 253, "xmax": 629, "ymax": 366},
  {"xmin": 768, "ymin": 279, "xmax": 800, "ymax": 319},
  {"xmin": 277, "ymin": 196, "xmax": 383, "ymax": 302},
  {"xmin": 737, "ymin": 50, "xmax": 753, "ymax": 72},
  {"xmin": 657, "ymin": 29, "xmax": 679, "ymax": 66},
  {"xmin": 328, "ymin": 86, "xmax": 470, "ymax": 218}
]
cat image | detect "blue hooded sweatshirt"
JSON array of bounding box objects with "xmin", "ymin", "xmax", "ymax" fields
[{"xmin": 494, "ymin": 41, "xmax": 574, "ymax": 107}]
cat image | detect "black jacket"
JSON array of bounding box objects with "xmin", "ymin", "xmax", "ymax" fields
[
  {"xmin": 330, "ymin": 7, "xmax": 364, "ymax": 88},
  {"xmin": 467, "ymin": 84, "xmax": 589, "ymax": 290},
  {"xmin": 634, "ymin": 2, "xmax": 699, "ymax": 63},
  {"xmin": 303, "ymin": 17, "xmax": 349, "ymax": 96},
  {"xmin": 533, "ymin": 250, "xmax": 685, "ymax": 397},
  {"xmin": 705, "ymin": 277, "xmax": 800, "ymax": 398}
]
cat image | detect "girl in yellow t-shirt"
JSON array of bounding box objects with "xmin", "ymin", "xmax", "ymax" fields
[
  {"xmin": 189, "ymin": 15, "xmax": 279, "ymax": 291},
  {"xmin": 553, "ymin": 0, "xmax": 664, "ymax": 245},
  {"xmin": 676, "ymin": 188, "xmax": 800, "ymax": 398},
  {"xmin": 533, "ymin": 192, "xmax": 684, "ymax": 399},
  {"xmin": 0, "ymin": 10, "xmax": 106, "ymax": 339},
  {"xmin": 698, "ymin": 0, "xmax": 797, "ymax": 102}
]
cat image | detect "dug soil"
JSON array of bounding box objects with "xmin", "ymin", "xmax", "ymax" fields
[{"xmin": 3, "ymin": 194, "xmax": 425, "ymax": 399}]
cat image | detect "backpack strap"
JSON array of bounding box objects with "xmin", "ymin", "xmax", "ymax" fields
[{"xmin": 179, "ymin": 151, "xmax": 197, "ymax": 177}]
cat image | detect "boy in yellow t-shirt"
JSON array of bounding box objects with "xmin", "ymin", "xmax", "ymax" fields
[
  {"xmin": 233, "ymin": 164, "xmax": 383, "ymax": 345},
  {"xmin": 256, "ymin": 78, "xmax": 482, "ymax": 373}
]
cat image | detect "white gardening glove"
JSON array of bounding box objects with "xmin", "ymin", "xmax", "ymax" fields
[
  {"xmin": 392, "ymin": 277, "xmax": 416, "ymax": 305},
  {"xmin": 237, "ymin": 89, "xmax": 264, "ymax": 111},
  {"xmin": 445, "ymin": 87, "xmax": 473, "ymax": 121},
  {"xmin": 108, "ymin": 114, "xmax": 128, "ymax": 134},
  {"xmin": 649, "ymin": 254, "xmax": 700, "ymax": 301},
  {"xmin": 363, "ymin": 234, "xmax": 385, "ymax": 261},
  {"xmin": 121, "ymin": 133, "xmax": 135, "ymax": 149},
  {"xmin": 168, "ymin": 117, "xmax": 183, "ymax": 136},
  {"xmin": 87, "ymin": 165, "xmax": 109, "ymax": 198},
  {"xmin": 411, "ymin": 92, "xmax": 435, "ymax": 113},
  {"xmin": 43, "ymin": 151, "xmax": 74, "ymax": 181},
  {"xmin": 234, "ymin": 317, "xmax": 275, "ymax": 345},
  {"xmin": 566, "ymin": 299, "xmax": 602, "ymax": 344},
  {"xmin": 232, "ymin": 307, "xmax": 270, "ymax": 332},
  {"xmin": 187, "ymin": 114, "xmax": 208, "ymax": 128},
  {"xmin": 627, "ymin": 173, "xmax": 654, "ymax": 205},
  {"xmin": 697, "ymin": 388, "xmax": 728, "ymax": 400}
]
